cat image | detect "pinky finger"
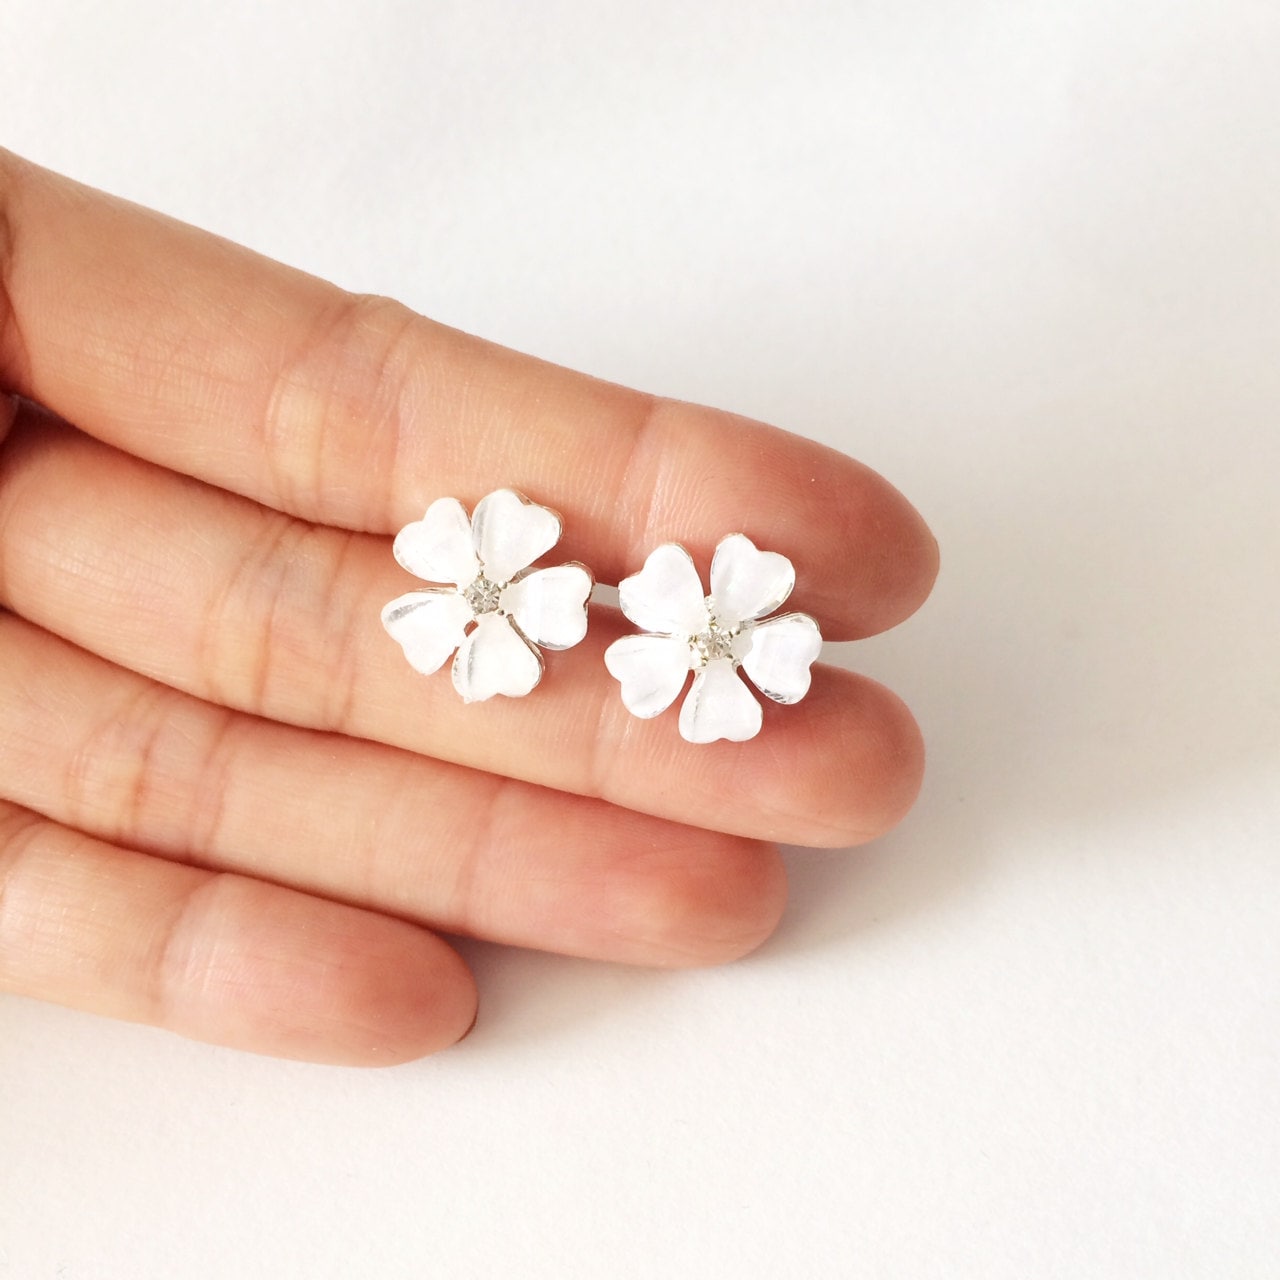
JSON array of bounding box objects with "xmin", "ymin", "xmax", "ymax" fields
[{"xmin": 0, "ymin": 801, "xmax": 477, "ymax": 1065}]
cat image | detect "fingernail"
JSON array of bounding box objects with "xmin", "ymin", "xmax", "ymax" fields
[{"xmin": 459, "ymin": 1003, "xmax": 480, "ymax": 1044}]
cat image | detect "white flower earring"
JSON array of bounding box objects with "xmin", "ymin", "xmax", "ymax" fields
[
  {"xmin": 604, "ymin": 534, "xmax": 823, "ymax": 743},
  {"xmin": 382, "ymin": 489, "xmax": 592, "ymax": 702}
]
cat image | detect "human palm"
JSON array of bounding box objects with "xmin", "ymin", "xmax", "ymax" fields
[{"xmin": 0, "ymin": 151, "xmax": 937, "ymax": 1063}]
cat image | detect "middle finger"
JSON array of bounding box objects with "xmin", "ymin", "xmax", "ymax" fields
[{"xmin": 0, "ymin": 416, "xmax": 924, "ymax": 847}]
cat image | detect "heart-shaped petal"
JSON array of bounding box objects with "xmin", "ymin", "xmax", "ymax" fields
[
  {"xmin": 677, "ymin": 659, "xmax": 763, "ymax": 743},
  {"xmin": 471, "ymin": 489, "xmax": 562, "ymax": 585},
  {"xmin": 604, "ymin": 633, "xmax": 692, "ymax": 719},
  {"xmin": 617, "ymin": 543, "xmax": 708, "ymax": 636},
  {"xmin": 503, "ymin": 563, "xmax": 593, "ymax": 650},
  {"xmin": 739, "ymin": 612, "xmax": 822, "ymax": 704},
  {"xmin": 381, "ymin": 589, "xmax": 473, "ymax": 675},
  {"xmin": 709, "ymin": 534, "xmax": 795, "ymax": 625},
  {"xmin": 451, "ymin": 613, "xmax": 544, "ymax": 702},
  {"xmin": 392, "ymin": 497, "xmax": 478, "ymax": 587}
]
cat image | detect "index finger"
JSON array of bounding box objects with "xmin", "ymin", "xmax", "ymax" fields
[{"xmin": 0, "ymin": 150, "xmax": 936, "ymax": 640}]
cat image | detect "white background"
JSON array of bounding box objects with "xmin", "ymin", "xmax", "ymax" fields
[{"xmin": 3, "ymin": 2, "xmax": 1279, "ymax": 1276}]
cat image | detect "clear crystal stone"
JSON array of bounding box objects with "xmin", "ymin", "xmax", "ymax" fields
[
  {"xmin": 462, "ymin": 574, "xmax": 503, "ymax": 616},
  {"xmin": 690, "ymin": 613, "xmax": 739, "ymax": 668}
]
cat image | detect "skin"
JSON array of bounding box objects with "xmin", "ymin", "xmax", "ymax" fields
[{"xmin": 0, "ymin": 150, "xmax": 939, "ymax": 1065}]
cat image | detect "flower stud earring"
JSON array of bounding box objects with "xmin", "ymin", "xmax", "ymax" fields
[
  {"xmin": 604, "ymin": 534, "xmax": 822, "ymax": 743},
  {"xmin": 382, "ymin": 489, "xmax": 592, "ymax": 702}
]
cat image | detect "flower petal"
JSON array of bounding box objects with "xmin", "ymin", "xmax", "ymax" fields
[
  {"xmin": 451, "ymin": 613, "xmax": 544, "ymax": 702},
  {"xmin": 604, "ymin": 634, "xmax": 692, "ymax": 719},
  {"xmin": 708, "ymin": 534, "xmax": 795, "ymax": 625},
  {"xmin": 392, "ymin": 497, "xmax": 479, "ymax": 587},
  {"xmin": 381, "ymin": 589, "xmax": 473, "ymax": 675},
  {"xmin": 471, "ymin": 489, "xmax": 562, "ymax": 584},
  {"xmin": 739, "ymin": 613, "xmax": 822, "ymax": 704},
  {"xmin": 617, "ymin": 543, "xmax": 708, "ymax": 635},
  {"xmin": 502, "ymin": 563, "xmax": 592, "ymax": 650},
  {"xmin": 677, "ymin": 660, "xmax": 763, "ymax": 744}
]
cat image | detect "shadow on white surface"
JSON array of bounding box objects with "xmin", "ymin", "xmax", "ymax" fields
[
  {"xmin": 775, "ymin": 331, "xmax": 1278, "ymax": 955},
  {"xmin": 446, "ymin": 938, "xmax": 688, "ymax": 1052}
]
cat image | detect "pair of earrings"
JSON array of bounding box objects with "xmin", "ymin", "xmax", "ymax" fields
[{"xmin": 380, "ymin": 489, "xmax": 822, "ymax": 744}]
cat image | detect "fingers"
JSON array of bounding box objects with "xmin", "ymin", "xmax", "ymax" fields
[
  {"xmin": 0, "ymin": 611, "xmax": 785, "ymax": 965},
  {"xmin": 0, "ymin": 416, "xmax": 925, "ymax": 846},
  {"xmin": 0, "ymin": 150, "xmax": 936, "ymax": 641},
  {"xmin": 0, "ymin": 800, "xmax": 476, "ymax": 1065}
]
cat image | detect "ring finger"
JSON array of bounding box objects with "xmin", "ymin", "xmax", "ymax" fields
[{"xmin": 0, "ymin": 611, "xmax": 786, "ymax": 966}]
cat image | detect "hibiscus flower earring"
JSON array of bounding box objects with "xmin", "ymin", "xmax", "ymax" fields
[
  {"xmin": 604, "ymin": 535, "xmax": 822, "ymax": 743},
  {"xmin": 382, "ymin": 489, "xmax": 593, "ymax": 702}
]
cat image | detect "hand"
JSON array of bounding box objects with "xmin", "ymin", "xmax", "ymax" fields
[{"xmin": 0, "ymin": 151, "xmax": 938, "ymax": 1064}]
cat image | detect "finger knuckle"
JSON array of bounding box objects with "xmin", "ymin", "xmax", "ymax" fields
[
  {"xmin": 0, "ymin": 805, "xmax": 54, "ymax": 985},
  {"xmin": 203, "ymin": 512, "xmax": 365, "ymax": 731},
  {"xmin": 261, "ymin": 291, "xmax": 422, "ymax": 525}
]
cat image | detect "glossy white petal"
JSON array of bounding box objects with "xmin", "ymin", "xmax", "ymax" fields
[
  {"xmin": 381, "ymin": 589, "xmax": 473, "ymax": 675},
  {"xmin": 451, "ymin": 613, "xmax": 543, "ymax": 702},
  {"xmin": 471, "ymin": 489, "xmax": 562, "ymax": 584},
  {"xmin": 604, "ymin": 634, "xmax": 692, "ymax": 719},
  {"xmin": 617, "ymin": 543, "xmax": 708, "ymax": 635},
  {"xmin": 739, "ymin": 613, "xmax": 822, "ymax": 704},
  {"xmin": 678, "ymin": 660, "xmax": 763, "ymax": 743},
  {"xmin": 392, "ymin": 497, "xmax": 478, "ymax": 587},
  {"xmin": 503, "ymin": 564, "xmax": 592, "ymax": 650},
  {"xmin": 709, "ymin": 533, "xmax": 795, "ymax": 625}
]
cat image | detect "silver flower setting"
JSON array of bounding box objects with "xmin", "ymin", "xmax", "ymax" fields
[
  {"xmin": 382, "ymin": 489, "xmax": 592, "ymax": 702},
  {"xmin": 604, "ymin": 534, "xmax": 823, "ymax": 743}
]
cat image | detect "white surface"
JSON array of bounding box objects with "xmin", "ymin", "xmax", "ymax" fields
[{"xmin": 3, "ymin": 2, "xmax": 1279, "ymax": 1276}]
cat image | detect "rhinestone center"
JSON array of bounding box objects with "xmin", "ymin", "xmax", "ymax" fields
[
  {"xmin": 463, "ymin": 574, "xmax": 503, "ymax": 616},
  {"xmin": 690, "ymin": 615, "xmax": 739, "ymax": 667}
]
